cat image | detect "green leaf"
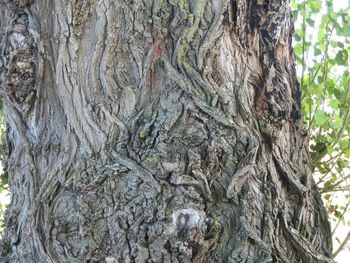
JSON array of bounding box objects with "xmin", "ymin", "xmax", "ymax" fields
[
  {"xmin": 325, "ymin": 194, "xmax": 331, "ymax": 200},
  {"xmin": 314, "ymin": 48, "xmax": 322, "ymax": 56},
  {"xmin": 306, "ymin": 18, "xmax": 315, "ymax": 27},
  {"xmin": 292, "ymin": 10, "xmax": 299, "ymax": 21},
  {"xmin": 340, "ymin": 140, "xmax": 349, "ymax": 150},
  {"xmin": 339, "ymin": 27, "xmax": 350, "ymax": 37},
  {"xmin": 314, "ymin": 110, "xmax": 327, "ymax": 125},
  {"xmin": 294, "ymin": 43, "xmax": 303, "ymax": 56},
  {"xmin": 294, "ymin": 34, "xmax": 302, "ymax": 42},
  {"xmin": 335, "ymin": 50, "xmax": 348, "ymax": 65}
]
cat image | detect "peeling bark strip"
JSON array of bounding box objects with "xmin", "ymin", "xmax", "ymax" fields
[{"xmin": 0, "ymin": 0, "xmax": 332, "ymax": 262}]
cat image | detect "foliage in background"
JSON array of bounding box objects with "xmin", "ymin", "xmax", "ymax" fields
[
  {"xmin": 291, "ymin": 0, "xmax": 350, "ymax": 259},
  {"xmin": 0, "ymin": 100, "xmax": 7, "ymax": 233}
]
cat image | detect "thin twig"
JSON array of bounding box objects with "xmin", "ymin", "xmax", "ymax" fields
[{"xmin": 333, "ymin": 231, "xmax": 350, "ymax": 258}]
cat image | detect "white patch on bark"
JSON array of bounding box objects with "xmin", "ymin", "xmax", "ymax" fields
[
  {"xmin": 168, "ymin": 208, "xmax": 204, "ymax": 235},
  {"xmin": 105, "ymin": 256, "xmax": 118, "ymax": 263}
]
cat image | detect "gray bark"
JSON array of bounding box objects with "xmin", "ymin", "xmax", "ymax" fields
[{"xmin": 0, "ymin": 0, "xmax": 333, "ymax": 262}]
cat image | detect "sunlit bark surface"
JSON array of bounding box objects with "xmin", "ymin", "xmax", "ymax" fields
[{"xmin": 0, "ymin": 0, "xmax": 332, "ymax": 262}]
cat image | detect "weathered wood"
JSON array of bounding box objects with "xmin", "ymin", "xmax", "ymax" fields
[{"xmin": 0, "ymin": 0, "xmax": 333, "ymax": 262}]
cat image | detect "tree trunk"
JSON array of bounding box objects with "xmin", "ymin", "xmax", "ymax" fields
[{"xmin": 0, "ymin": 0, "xmax": 333, "ymax": 262}]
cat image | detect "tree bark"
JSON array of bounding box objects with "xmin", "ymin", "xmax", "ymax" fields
[{"xmin": 0, "ymin": 0, "xmax": 333, "ymax": 262}]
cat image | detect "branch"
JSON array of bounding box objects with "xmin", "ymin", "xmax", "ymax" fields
[{"xmin": 333, "ymin": 231, "xmax": 350, "ymax": 259}]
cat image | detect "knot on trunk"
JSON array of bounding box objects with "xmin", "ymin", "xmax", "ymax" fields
[{"xmin": 1, "ymin": 3, "xmax": 37, "ymax": 111}]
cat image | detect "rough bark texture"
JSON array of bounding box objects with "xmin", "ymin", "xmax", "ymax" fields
[{"xmin": 0, "ymin": 0, "xmax": 333, "ymax": 262}]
